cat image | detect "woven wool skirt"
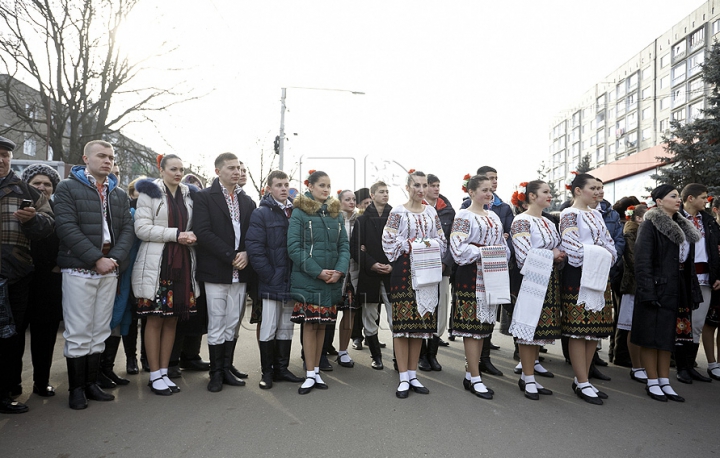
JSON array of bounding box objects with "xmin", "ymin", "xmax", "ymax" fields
[
  {"xmin": 389, "ymin": 254, "xmax": 437, "ymax": 338},
  {"xmin": 516, "ymin": 267, "xmax": 562, "ymax": 345},
  {"xmin": 450, "ymin": 263, "xmax": 494, "ymax": 340},
  {"xmin": 561, "ymin": 265, "xmax": 613, "ymax": 339}
]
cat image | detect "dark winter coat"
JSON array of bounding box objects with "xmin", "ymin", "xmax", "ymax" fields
[
  {"xmin": 598, "ymin": 199, "xmax": 626, "ymax": 260},
  {"xmin": 689, "ymin": 210, "xmax": 720, "ymax": 286},
  {"xmin": 193, "ymin": 178, "xmax": 256, "ymax": 284},
  {"xmin": 351, "ymin": 202, "xmax": 391, "ymax": 303},
  {"xmin": 433, "ymin": 194, "xmax": 456, "ymax": 270},
  {"xmin": 287, "ymin": 192, "xmax": 349, "ymax": 307},
  {"xmin": 620, "ymin": 219, "xmax": 639, "ymax": 295},
  {"xmin": 632, "ymin": 209, "xmax": 703, "ymax": 351},
  {"xmin": 54, "ymin": 166, "xmax": 135, "ymax": 272},
  {"xmin": 0, "ymin": 170, "xmax": 54, "ymax": 282},
  {"xmin": 246, "ymin": 193, "xmax": 293, "ymax": 301}
]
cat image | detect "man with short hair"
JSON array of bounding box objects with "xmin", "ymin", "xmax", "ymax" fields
[
  {"xmin": 54, "ymin": 140, "xmax": 135, "ymax": 410},
  {"xmin": 0, "ymin": 136, "xmax": 55, "ymax": 414},
  {"xmin": 351, "ymin": 181, "xmax": 392, "ymax": 369},
  {"xmin": 193, "ymin": 153, "xmax": 256, "ymax": 392},
  {"xmin": 246, "ymin": 170, "xmax": 304, "ymax": 389},
  {"xmin": 679, "ymin": 183, "xmax": 720, "ymax": 383}
]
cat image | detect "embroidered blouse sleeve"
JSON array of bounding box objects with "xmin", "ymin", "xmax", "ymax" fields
[
  {"xmin": 490, "ymin": 212, "xmax": 511, "ymax": 261},
  {"xmin": 383, "ymin": 209, "xmax": 408, "ymax": 262},
  {"xmin": 430, "ymin": 207, "xmax": 447, "ymax": 258},
  {"xmin": 560, "ymin": 210, "xmax": 584, "ymax": 267},
  {"xmin": 450, "ymin": 213, "xmax": 480, "ymax": 266},
  {"xmin": 511, "ymin": 217, "xmax": 532, "ymax": 270}
]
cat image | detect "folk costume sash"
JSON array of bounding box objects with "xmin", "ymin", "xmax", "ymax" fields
[
  {"xmin": 578, "ymin": 244, "xmax": 612, "ymax": 312},
  {"xmin": 477, "ymin": 245, "xmax": 510, "ymax": 323},
  {"xmin": 509, "ymin": 248, "xmax": 554, "ymax": 341},
  {"xmin": 410, "ymin": 239, "xmax": 442, "ymax": 316}
]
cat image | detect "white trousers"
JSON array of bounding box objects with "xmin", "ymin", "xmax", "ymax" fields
[
  {"xmin": 259, "ymin": 298, "xmax": 294, "ymax": 342},
  {"xmin": 62, "ymin": 273, "xmax": 118, "ymax": 358},
  {"xmin": 693, "ymin": 285, "xmax": 712, "ymax": 344},
  {"xmin": 362, "ymin": 281, "xmax": 392, "ymax": 336},
  {"xmin": 436, "ymin": 276, "xmax": 450, "ymax": 337},
  {"xmin": 205, "ymin": 282, "xmax": 246, "ymax": 346}
]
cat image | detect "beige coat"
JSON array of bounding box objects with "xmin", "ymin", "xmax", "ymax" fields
[{"xmin": 132, "ymin": 179, "xmax": 199, "ymax": 301}]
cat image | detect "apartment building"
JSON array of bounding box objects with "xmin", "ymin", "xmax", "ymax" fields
[{"xmin": 548, "ymin": 1, "xmax": 719, "ymax": 203}]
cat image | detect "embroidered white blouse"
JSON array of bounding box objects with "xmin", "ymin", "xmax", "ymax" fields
[
  {"xmin": 510, "ymin": 213, "xmax": 561, "ymax": 270},
  {"xmin": 449, "ymin": 209, "xmax": 510, "ymax": 266},
  {"xmin": 559, "ymin": 207, "xmax": 617, "ymax": 268},
  {"xmin": 382, "ymin": 205, "xmax": 446, "ymax": 263}
]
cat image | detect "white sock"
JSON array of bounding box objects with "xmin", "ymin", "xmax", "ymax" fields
[
  {"xmin": 150, "ymin": 370, "xmax": 168, "ymax": 390},
  {"xmin": 314, "ymin": 366, "xmax": 320, "ymax": 374},
  {"xmin": 338, "ymin": 351, "xmax": 352, "ymax": 363},
  {"xmin": 520, "ymin": 372, "xmax": 526, "ymax": 381},
  {"xmin": 577, "ymin": 381, "xmax": 597, "ymax": 397},
  {"xmin": 470, "ymin": 375, "xmax": 488, "ymax": 393},
  {"xmin": 631, "ymin": 368, "xmax": 648, "ymax": 380},
  {"xmin": 408, "ymin": 370, "xmax": 424, "ymax": 387},
  {"xmin": 465, "ymin": 371, "xmax": 472, "ymax": 381},
  {"xmin": 314, "ymin": 372, "xmax": 325, "ymax": 385},
  {"xmin": 515, "ymin": 362, "xmax": 522, "ymax": 371},
  {"xmin": 658, "ymin": 377, "xmax": 678, "ymax": 396},
  {"xmin": 159, "ymin": 368, "xmax": 177, "ymax": 387},
  {"xmin": 524, "ymin": 374, "xmax": 538, "ymax": 394},
  {"xmin": 534, "ymin": 361, "xmax": 548, "ymax": 373},
  {"xmin": 647, "ymin": 378, "xmax": 663, "ymax": 396},
  {"xmin": 408, "ymin": 370, "xmax": 417, "ymax": 380},
  {"xmin": 398, "ymin": 371, "xmax": 410, "ymax": 390},
  {"xmin": 711, "ymin": 366, "xmax": 720, "ymax": 376},
  {"xmin": 301, "ymin": 371, "xmax": 315, "ymax": 389},
  {"xmin": 709, "ymin": 362, "xmax": 719, "ymax": 369}
]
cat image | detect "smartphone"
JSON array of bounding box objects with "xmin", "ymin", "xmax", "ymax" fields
[{"xmin": 19, "ymin": 199, "xmax": 33, "ymax": 209}]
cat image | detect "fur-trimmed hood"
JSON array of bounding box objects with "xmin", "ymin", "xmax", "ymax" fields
[
  {"xmin": 135, "ymin": 178, "xmax": 198, "ymax": 199},
  {"xmin": 293, "ymin": 192, "xmax": 341, "ymax": 218},
  {"xmin": 644, "ymin": 208, "xmax": 701, "ymax": 245}
]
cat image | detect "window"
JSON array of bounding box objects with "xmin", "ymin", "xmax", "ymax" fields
[
  {"xmin": 608, "ymin": 90, "xmax": 616, "ymax": 103},
  {"xmin": 571, "ymin": 142, "xmax": 579, "ymax": 156},
  {"xmin": 673, "ymin": 40, "xmax": 687, "ymax": 59},
  {"xmin": 626, "ymin": 111, "xmax": 638, "ymax": 130},
  {"xmin": 672, "ymin": 87, "xmax": 687, "ymax": 108},
  {"xmin": 596, "ymin": 146, "xmax": 605, "ymax": 164},
  {"xmin": 688, "ymin": 52, "xmax": 705, "ymax": 78},
  {"xmin": 642, "ymin": 128, "xmax": 652, "ymax": 141},
  {"xmin": 672, "ymin": 62, "xmax": 687, "ymax": 85},
  {"xmin": 608, "ymin": 143, "xmax": 616, "ymax": 156},
  {"xmin": 608, "ymin": 124, "xmax": 616, "ymax": 139},
  {"xmin": 626, "ymin": 92, "xmax": 637, "ymax": 109},
  {"xmin": 590, "ymin": 135, "xmax": 595, "ymax": 146},
  {"xmin": 608, "ymin": 107, "xmax": 615, "ymax": 120},
  {"xmin": 660, "ymin": 118, "xmax": 670, "ymax": 132},
  {"xmin": 553, "ymin": 152, "xmax": 561, "ymax": 164},
  {"xmin": 642, "ymin": 86, "xmax": 651, "ymax": 100},
  {"xmin": 582, "ymin": 108, "xmax": 590, "ymax": 119},
  {"xmin": 689, "ymin": 78, "xmax": 704, "ymax": 100},
  {"xmin": 23, "ymin": 135, "xmax": 36, "ymax": 157},
  {"xmin": 616, "ymin": 81, "xmax": 626, "ymax": 99},
  {"xmin": 660, "ymin": 75, "xmax": 670, "ymax": 89},
  {"xmin": 596, "ymin": 110, "xmax": 606, "ymax": 128},
  {"xmin": 689, "ymin": 28, "xmax": 705, "ymax": 50},
  {"xmin": 714, "ymin": 19, "xmax": 720, "ymax": 35},
  {"xmin": 571, "ymin": 126, "xmax": 580, "ymax": 142},
  {"xmin": 628, "ymin": 73, "xmax": 639, "ymax": 91},
  {"xmin": 559, "ymin": 136, "xmax": 566, "ymax": 149},
  {"xmin": 642, "ymin": 65, "xmax": 652, "ymax": 80},
  {"xmin": 582, "ymin": 139, "xmax": 588, "ymax": 150},
  {"xmin": 617, "ymin": 138, "xmax": 626, "ymax": 154},
  {"xmin": 597, "ymin": 94, "xmax": 606, "ymax": 109},
  {"xmin": 616, "ymin": 100, "xmax": 626, "ymax": 117},
  {"xmin": 582, "ymin": 124, "xmax": 587, "ymax": 135},
  {"xmin": 689, "ymin": 101, "xmax": 704, "ymax": 120},
  {"xmin": 596, "ymin": 130, "xmax": 604, "ymax": 145},
  {"xmin": 673, "ymin": 109, "xmax": 686, "ymax": 123},
  {"xmin": 572, "ymin": 111, "xmax": 581, "ymax": 127},
  {"xmin": 642, "ymin": 107, "xmax": 651, "ymax": 120},
  {"xmin": 660, "ymin": 54, "xmax": 670, "ymax": 68},
  {"xmin": 626, "ymin": 131, "xmax": 638, "ymax": 149},
  {"xmin": 660, "ymin": 96, "xmax": 670, "ymax": 111}
]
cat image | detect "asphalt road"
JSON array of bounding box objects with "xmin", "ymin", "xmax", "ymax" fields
[{"xmin": 1, "ymin": 319, "xmax": 718, "ymax": 458}]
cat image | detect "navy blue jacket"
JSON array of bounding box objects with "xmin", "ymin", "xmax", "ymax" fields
[
  {"xmin": 598, "ymin": 199, "xmax": 625, "ymax": 260},
  {"xmin": 246, "ymin": 194, "xmax": 293, "ymax": 301}
]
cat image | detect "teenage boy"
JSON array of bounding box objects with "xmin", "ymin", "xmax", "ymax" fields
[
  {"xmin": 193, "ymin": 153, "xmax": 256, "ymax": 392},
  {"xmin": 246, "ymin": 170, "xmax": 304, "ymax": 389}
]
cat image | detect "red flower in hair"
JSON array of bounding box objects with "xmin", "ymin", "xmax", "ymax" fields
[
  {"xmin": 156, "ymin": 154, "xmax": 164, "ymax": 169},
  {"xmin": 408, "ymin": 169, "xmax": 416, "ymax": 174},
  {"xmin": 337, "ymin": 189, "xmax": 342, "ymax": 195},
  {"xmin": 303, "ymin": 179, "xmax": 309, "ymax": 186},
  {"xmin": 708, "ymin": 196, "xmax": 715, "ymax": 202},
  {"xmin": 308, "ymin": 169, "xmax": 316, "ymax": 175},
  {"xmin": 461, "ymin": 173, "xmax": 471, "ymax": 193},
  {"xmin": 565, "ymin": 184, "xmax": 572, "ymax": 190}
]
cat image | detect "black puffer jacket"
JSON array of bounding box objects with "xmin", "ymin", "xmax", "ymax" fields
[
  {"xmin": 54, "ymin": 166, "xmax": 135, "ymax": 271},
  {"xmin": 246, "ymin": 193, "xmax": 293, "ymax": 301},
  {"xmin": 351, "ymin": 202, "xmax": 391, "ymax": 303}
]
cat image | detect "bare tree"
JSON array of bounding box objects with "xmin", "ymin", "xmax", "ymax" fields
[
  {"xmin": 246, "ymin": 136, "xmax": 297, "ymax": 200},
  {"xmin": 0, "ymin": 0, "xmax": 195, "ymax": 164}
]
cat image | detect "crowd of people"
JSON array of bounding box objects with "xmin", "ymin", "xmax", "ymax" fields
[{"xmin": 1, "ymin": 134, "xmax": 719, "ymax": 413}]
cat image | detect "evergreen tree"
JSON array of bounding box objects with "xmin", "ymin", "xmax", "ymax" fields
[
  {"xmin": 654, "ymin": 42, "xmax": 720, "ymax": 195},
  {"xmin": 576, "ymin": 153, "xmax": 592, "ymax": 174}
]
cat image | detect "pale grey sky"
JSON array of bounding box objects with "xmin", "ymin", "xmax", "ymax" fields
[{"xmin": 120, "ymin": 0, "xmax": 704, "ymax": 205}]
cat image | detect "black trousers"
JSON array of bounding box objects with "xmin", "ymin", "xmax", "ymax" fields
[{"xmin": 0, "ymin": 276, "xmax": 32, "ymax": 394}]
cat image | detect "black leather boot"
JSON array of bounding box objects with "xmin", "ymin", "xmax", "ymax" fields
[
  {"xmin": 227, "ymin": 339, "xmax": 248, "ymax": 379},
  {"xmin": 561, "ymin": 336, "xmax": 571, "ymax": 364},
  {"xmin": 207, "ymin": 344, "xmax": 224, "ymax": 392},
  {"xmin": 588, "ymin": 363, "xmax": 611, "ymax": 381},
  {"xmin": 123, "ymin": 319, "xmax": 139, "ymax": 375},
  {"xmin": 259, "ymin": 340, "xmax": 274, "ymax": 389},
  {"xmin": 427, "ymin": 336, "xmax": 442, "ymax": 371},
  {"xmin": 98, "ymin": 336, "xmax": 129, "ymax": 388},
  {"xmin": 273, "ymin": 340, "xmax": 303, "ymax": 382},
  {"xmin": 366, "ymin": 334, "xmax": 384, "ymax": 370},
  {"xmin": 85, "ymin": 353, "xmax": 115, "ymax": 402},
  {"xmin": 179, "ymin": 334, "xmax": 210, "ymax": 371},
  {"xmin": 479, "ymin": 337, "xmax": 503, "ymax": 376},
  {"xmin": 675, "ymin": 344, "xmax": 693, "ymax": 384},
  {"xmin": 66, "ymin": 356, "xmax": 87, "ymax": 410},
  {"xmin": 418, "ymin": 339, "xmax": 431, "ymax": 371},
  {"xmin": 223, "ymin": 340, "xmax": 245, "ymax": 386}
]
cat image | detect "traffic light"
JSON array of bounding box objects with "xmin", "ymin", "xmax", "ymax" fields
[{"xmin": 274, "ymin": 135, "xmax": 280, "ymax": 155}]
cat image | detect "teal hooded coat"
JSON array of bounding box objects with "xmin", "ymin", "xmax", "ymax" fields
[{"xmin": 287, "ymin": 192, "xmax": 350, "ymax": 307}]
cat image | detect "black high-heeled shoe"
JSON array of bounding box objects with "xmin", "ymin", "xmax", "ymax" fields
[
  {"xmin": 463, "ymin": 377, "xmax": 494, "ymax": 395},
  {"xmin": 469, "ymin": 381, "xmax": 493, "ymax": 399},
  {"xmin": 298, "ymin": 377, "xmax": 316, "ymax": 395},
  {"xmin": 519, "ymin": 379, "xmax": 552, "ymax": 395},
  {"xmin": 33, "ymin": 384, "xmax": 55, "ymax": 397},
  {"xmin": 572, "ymin": 381, "xmax": 607, "ymax": 399}
]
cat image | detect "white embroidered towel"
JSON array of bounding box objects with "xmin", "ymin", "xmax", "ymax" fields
[
  {"xmin": 477, "ymin": 245, "xmax": 511, "ymax": 323},
  {"xmin": 509, "ymin": 248, "xmax": 554, "ymax": 341},
  {"xmin": 410, "ymin": 239, "xmax": 442, "ymax": 316},
  {"xmin": 578, "ymin": 244, "xmax": 612, "ymax": 312}
]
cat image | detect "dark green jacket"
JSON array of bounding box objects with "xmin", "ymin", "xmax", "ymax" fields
[{"xmin": 287, "ymin": 193, "xmax": 349, "ymax": 307}]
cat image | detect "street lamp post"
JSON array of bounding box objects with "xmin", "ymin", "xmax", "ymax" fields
[{"xmin": 277, "ymin": 86, "xmax": 364, "ymax": 171}]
